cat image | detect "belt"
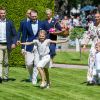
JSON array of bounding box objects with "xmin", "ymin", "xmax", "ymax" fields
[{"xmin": 0, "ymin": 42, "xmax": 7, "ymax": 45}]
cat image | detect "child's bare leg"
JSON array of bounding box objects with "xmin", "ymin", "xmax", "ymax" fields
[
  {"xmin": 44, "ymin": 68, "xmax": 50, "ymax": 84},
  {"xmin": 37, "ymin": 67, "xmax": 46, "ymax": 84}
]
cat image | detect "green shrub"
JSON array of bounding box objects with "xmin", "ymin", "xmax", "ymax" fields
[
  {"xmin": 0, "ymin": 0, "xmax": 54, "ymax": 30},
  {"xmin": 70, "ymin": 27, "xmax": 86, "ymax": 40},
  {"xmin": 0, "ymin": 0, "xmax": 54, "ymax": 67},
  {"xmin": 9, "ymin": 46, "xmax": 25, "ymax": 67}
]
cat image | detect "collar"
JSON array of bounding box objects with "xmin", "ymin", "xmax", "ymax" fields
[
  {"xmin": 0, "ymin": 19, "xmax": 6, "ymax": 22},
  {"xmin": 27, "ymin": 18, "xmax": 30, "ymax": 22},
  {"xmin": 30, "ymin": 20, "xmax": 38, "ymax": 24},
  {"xmin": 96, "ymin": 51, "xmax": 100, "ymax": 54}
]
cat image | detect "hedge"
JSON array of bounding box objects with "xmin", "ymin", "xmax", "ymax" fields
[
  {"xmin": 0, "ymin": 0, "xmax": 54, "ymax": 29},
  {"xmin": 0, "ymin": 0, "xmax": 54, "ymax": 67}
]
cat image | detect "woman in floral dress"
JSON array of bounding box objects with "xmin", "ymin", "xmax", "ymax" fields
[{"xmin": 83, "ymin": 13, "xmax": 100, "ymax": 84}]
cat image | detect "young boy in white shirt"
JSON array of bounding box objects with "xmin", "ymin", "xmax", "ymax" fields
[{"xmin": 20, "ymin": 30, "xmax": 68, "ymax": 88}]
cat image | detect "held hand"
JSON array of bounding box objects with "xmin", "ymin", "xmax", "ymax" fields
[
  {"xmin": 82, "ymin": 45, "xmax": 87, "ymax": 52},
  {"xmin": 20, "ymin": 42, "xmax": 24, "ymax": 45},
  {"xmin": 16, "ymin": 41, "xmax": 21, "ymax": 45},
  {"xmin": 11, "ymin": 44, "xmax": 16, "ymax": 49},
  {"xmin": 62, "ymin": 28, "xmax": 66, "ymax": 31},
  {"xmin": 83, "ymin": 45, "xmax": 86, "ymax": 49},
  {"xmin": 21, "ymin": 49, "xmax": 26, "ymax": 55}
]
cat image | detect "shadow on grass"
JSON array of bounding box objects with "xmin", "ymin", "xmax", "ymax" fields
[
  {"xmin": 33, "ymin": 85, "xmax": 41, "ymax": 89},
  {"xmin": 80, "ymin": 81, "xmax": 87, "ymax": 84},
  {"xmin": 80, "ymin": 81, "xmax": 94, "ymax": 86},
  {"xmin": 71, "ymin": 58, "xmax": 81, "ymax": 61},
  {"xmin": 20, "ymin": 78, "xmax": 41, "ymax": 83},
  {"xmin": 3, "ymin": 78, "xmax": 16, "ymax": 82},
  {"xmin": 20, "ymin": 79, "xmax": 31, "ymax": 82}
]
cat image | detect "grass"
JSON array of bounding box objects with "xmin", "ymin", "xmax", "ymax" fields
[
  {"xmin": 0, "ymin": 67, "xmax": 100, "ymax": 100},
  {"xmin": 53, "ymin": 51, "xmax": 89, "ymax": 65},
  {"xmin": 9, "ymin": 49, "xmax": 89, "ymax": 66}
]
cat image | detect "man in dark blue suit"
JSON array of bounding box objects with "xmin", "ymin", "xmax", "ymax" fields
[
  {"xmin": 17, "ymin": 9, "xmax": 32, "ymax": 52},
  {"xmin": 0, "ymin": 7, "xmax": 17, "ymax": 83},
  {"xmin": 21, "ymin": 9, "xmax": 44, "ymax": 84}
]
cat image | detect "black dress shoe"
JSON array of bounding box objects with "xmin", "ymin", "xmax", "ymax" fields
[
  {"xmin": 0, "ymin": 77, "xmax": 2, "ymax": 83},
  {"xmin": 87, "ymin": 81, "xmax": 95, "ymax": 86}
]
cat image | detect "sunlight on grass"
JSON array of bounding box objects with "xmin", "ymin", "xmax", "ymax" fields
[
  {"xmin": 54, "ymin": 51, "xmax": 89, "ymax": 65},
  {"xmin": 0, "ymin": 67, "xmax": 100, "ymax": 100}
]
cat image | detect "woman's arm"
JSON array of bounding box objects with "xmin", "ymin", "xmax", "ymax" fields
[
  {"xmin": 50, "ymin": 30, "xmax": 64, "ymax": 35},
  {"xmin": 82, "ymin": 32, "xmax": 90, "ymax": 49},
  {"xmin": 50, "ymin": 39, "xmax": 68, "ymax": 44}
]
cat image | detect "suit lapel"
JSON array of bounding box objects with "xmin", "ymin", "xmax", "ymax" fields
[
  {"xmin": 38, "ymin": 21, "xmax": 40, "ymax": 33},
  {"xmin": 27, "ymin": 21, "xmax": 34, "ymax": 35},
  {"xmin": 6, "ymin": 20, "xmax": 9, "ymax": 35}
]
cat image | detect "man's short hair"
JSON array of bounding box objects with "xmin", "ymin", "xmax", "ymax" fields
[
  {"xmin": 31, "ymin": 9, "xmax": 38, "ymax": 14},
  {"xmin": 0, "ymin": 6, "xmax": 6, "ymax": 11}
]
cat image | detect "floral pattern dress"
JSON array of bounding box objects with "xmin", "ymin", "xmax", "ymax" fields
[{"xmin": 84, "ymin": 22, "xmax": 100, "ymax": 83}]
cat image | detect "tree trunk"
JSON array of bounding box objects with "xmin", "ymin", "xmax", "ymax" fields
[{"xmin": 75, "ymin": 38, "xmax": 80, "ymax": 52}]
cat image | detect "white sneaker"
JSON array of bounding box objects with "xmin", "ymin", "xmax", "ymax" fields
[
  {"xmin": 46, "ymin": 83, "xmax": 50, "ymax": 88},
  {"xmin": 49, "ymin": 60, "xmax": 53, "ymax": 68},
  {"xmin": 32, "ymin": 81, "xmax": 37, "ymax": 85},
  {"xmin": 40, "ymin": 82, "xmax": 51, "ymax": 88},
  {"xmin": 40, "ymin": 82, "xmax": 46, "ymax": 88}
]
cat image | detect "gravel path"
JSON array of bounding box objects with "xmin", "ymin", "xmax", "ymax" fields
[{"xmin": 53, "ymin": 63, "xmax": 88, "ymax": 69}]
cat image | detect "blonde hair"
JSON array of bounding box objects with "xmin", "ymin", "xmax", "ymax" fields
[
  {"xmin": 26, "ymin": 9, "xmax": 31, "ymax": 14},
  {"xmin": 45, "ymin": 8, "xmax": 52, "ymax": 14},
  {"xmin": 39, "ymin": 30, "xmax": 47, "ymax": 35}
]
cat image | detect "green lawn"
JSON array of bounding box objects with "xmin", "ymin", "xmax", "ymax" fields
[
  {"xmin": 54, "ymin": 51, "xmax": 89, "ymax": 65},
  {"xmin": 9, "ymin": 49, "xmax": 89, "ymax": 66},
  {"xmin": 0, "ymin": 67, "xmax": 100, "ymax": 100}
]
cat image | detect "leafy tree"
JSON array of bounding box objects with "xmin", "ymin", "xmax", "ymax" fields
[
  {"xmin": 69, "ymin": 27, "xmax": 85, "ymax": 60},
  {"xmin": 70, "ymin": 27, "xmax": 85, "ymax": 40}
]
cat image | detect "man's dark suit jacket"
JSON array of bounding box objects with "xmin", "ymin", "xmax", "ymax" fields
[
  {"xmin": 21, "ymin": 20, "xmax": 44, "ymax": 52},
  {"xmin": 17, "ymin": 19, "xmax": 28, "ymax": 49},
  {"xmin": 5, "ymin": 19, "xmax": 17, "ymax": 50}
]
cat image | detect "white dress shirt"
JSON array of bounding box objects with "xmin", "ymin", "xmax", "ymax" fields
[
  {"xmin": 0, "ymin": 19, "xmax": 6, "ymax": 42},
  {"xmin": 31, "ymin": 20, "xmax": 38, "ymax": 36}
]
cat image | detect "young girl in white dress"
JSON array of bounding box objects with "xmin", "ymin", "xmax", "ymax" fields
[
  {"xmin": 93, "ymin": 42, "xmax": 100, "ymax": 84},
  {"xmin": 21, "ymin": 30, "xmax": 68, "ymax": 88}
]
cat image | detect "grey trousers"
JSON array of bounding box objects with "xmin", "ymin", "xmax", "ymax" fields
[{"xmin": 0, "ymin": 45, "xmax": 9, "ymax": 79}]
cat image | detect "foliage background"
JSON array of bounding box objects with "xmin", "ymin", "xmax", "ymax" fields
[
  {"xmin": 0, "ymin": 0, "xmax": 90, "ymax": 66},
  {"xmin": 0, "ymin": 0, "xmax": 54, "ymax": 29},
  {"xmin": 69, "ymin": 27, "xmax": 85, "ymax": 40},
  {"xmin": 0, "ymin": 0, "xmax": 54, "ymax": 66}
]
